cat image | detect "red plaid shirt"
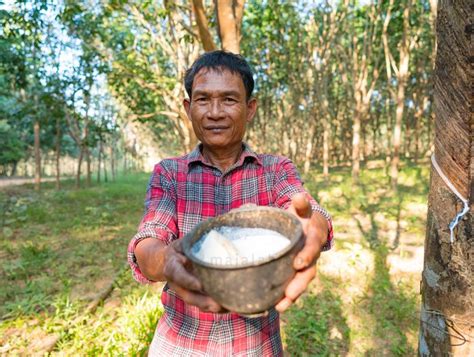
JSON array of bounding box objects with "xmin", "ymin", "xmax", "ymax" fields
[{"xmin": 127, "ymin": 143, "xmax": 333, "ymax": 356}]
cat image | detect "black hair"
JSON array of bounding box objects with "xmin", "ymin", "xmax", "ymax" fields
[{"xmin": 184, "ymin": 50, "xmax": 254, "ymax": 101}]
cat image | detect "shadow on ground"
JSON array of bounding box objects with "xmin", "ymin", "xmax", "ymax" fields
[{"xmin": 350, "ymin": 182, "xmax": 419, "ymax": 356}]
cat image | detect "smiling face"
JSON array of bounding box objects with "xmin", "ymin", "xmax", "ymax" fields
[{"xmin": 184, "ymin": 68, "xmax": 257, "ymax": 154}]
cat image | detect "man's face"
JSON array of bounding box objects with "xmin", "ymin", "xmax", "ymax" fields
[{"xmin": 184, "ymin": 68, "xmax": 257, "ymax": 151}]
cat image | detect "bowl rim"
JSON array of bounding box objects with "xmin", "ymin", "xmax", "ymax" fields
[{"xmin": 182, "ymin": 206, "xmax": 304, "ymax": 270}]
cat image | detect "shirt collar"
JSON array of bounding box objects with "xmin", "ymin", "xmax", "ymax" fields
[{"xmin": 187, "ymin": 142, "xmax": 262, "ymax": 168}]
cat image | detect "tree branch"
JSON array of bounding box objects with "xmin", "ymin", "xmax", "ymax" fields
[{"xmin": 192, "ymin": 0, "xmax": 217, "ymax": 51}]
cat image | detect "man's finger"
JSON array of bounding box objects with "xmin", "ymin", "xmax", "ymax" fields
[
  {"xmin": 294, "ymin": 223, "xmax": 321, "ymax": 269},
  {"xmin": 169, "ymin": 283, "xmax": 222, "ymax": 313},
  {"xmin": 291, "ymin": 193, "xmax": 312, "ymax": 218},
  {"xmin": 275, "ymin": 266, "xmax": 317, "ymax": 313},
  {"xmin": 275, "ymin": 297, "xmax": 292, "ymax": 312},
  {"xmin": 286, "ymin": 266, "xmax": 316, "ymax": 301},
  {"xmin": 171, "ymin": 239, "xmax": 184, "ymax": 254},
  {"xmin": 164, "ymin": 256, "xmax": 202, "ymax": 291}
]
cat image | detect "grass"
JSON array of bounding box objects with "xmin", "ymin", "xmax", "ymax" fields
[
  {"xmin": 282, "ymin": 275, "xmax": 351, "ymax": 356},
  {"xmin": 282, "ymin": 162, "xmax": 429, "ymax": 356},
  {"xmin": 0, "ymin": 162, "xmax": 430, "ymax": 355},
  {"xmin": 0, "ymin": 173, "xmax": 163, "ymax": 354}
]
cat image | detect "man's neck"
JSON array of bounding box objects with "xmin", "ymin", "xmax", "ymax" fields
[{"xmin": 202, "ymin": 144, "xmax": 243, "ymax": 172}]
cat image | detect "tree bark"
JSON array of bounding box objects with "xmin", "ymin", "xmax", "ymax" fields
[
  {"xmin": 125, "ymin": 3, "xmax": 199, "ymax": 153},
  {"xmin": 83, "ymin": 95, "xmax": 91, "ymax": 187},
  {"xmin": 34, "ymin": 120, "xmax": 41, "ymax": 191},
  {"xmin": 76, "ymin": 146, "xmax": 83, "ymax": 189},
  {"xmin": 351, "ymin": 110, "xmax": 361, "ymax": 182},
  {"xmin": 390, "ymin": 73, "xmax": 407, "ymax": 188},
  {"xmin": 85, "ymin": 147, "xmax": 91, "ymax": 187},
  {"xmin": 32, "ymin": 18, "xmax": 41, "ymax": 191},
  {"xmin": 388, "ymin": 0, "xmax": 412, "ymax": 189},
  {"xmin": 303, "ymin": 127, "xmax": 315, "ymax": 175},
  {"xmin": 215, "ymin": 0, "xmax": 245, "ymax": 53},
  {"xmin": 55, "ymin": 115, "xmax": 61, "ymax": 190},
  {"xmin": 413, "ymin": 88, "xmax": 429, "ymax": 164},
  {"xmin": 110, "ymin": 145, "xmax": 115, "ymax": 181},
  {"xmin": 97, "ymin": 139, "xmax": 102, "ymax": 183},
  {"xmin": 193, "ymin": 0, "xmax": 217, "ymax": 51},
  {"xmin": 65, "ymin": 97, "xmax": 91, "ymax": 189},
  {"xmin": 350, "ymin": 2, "xmax": 380, "ymax": 182},
  {"xmin": 11, "ymin": 162, "xmax": 18, "ymax": 176},
  {"xmin": 419, "ymin": 1, "xmax": 473, "ymax": 356},
  {"xmin": 322, "ymin": 118, "xmax": 329, "ymax": 180},
  {"xmin": 102, "ymin": 143, "xmax": 108, "ymax": 183}
]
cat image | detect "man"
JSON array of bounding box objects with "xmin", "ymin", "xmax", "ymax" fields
[{"xmin": 128, "ymin": 50, "xmax": 333, "ymax": 356}]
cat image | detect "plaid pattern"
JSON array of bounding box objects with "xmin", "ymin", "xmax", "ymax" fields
[
  {"xmin": 127, "ymin": 143, "xmax": 333, "ymax": 356},
  {"xmin": 149, "ymin": 286, "xmax": 282, "ymax": 356}
]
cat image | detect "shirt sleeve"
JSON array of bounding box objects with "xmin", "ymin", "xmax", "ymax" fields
[
  {"xmin": 272, "ymin": 158, "xmax": 334, "ymax": 251},
  {"xmin": 127, "ymin": 162, "xmax": 179, "ymax": 284}
]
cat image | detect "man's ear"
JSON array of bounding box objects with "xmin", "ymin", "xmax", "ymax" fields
[
  {"xmin": 246, "ymin": 98, "xmax": 257, "ymax": 123},
  {"xmin": 183, "ymin": 98, "xmax": 191, "ymax": 120}
]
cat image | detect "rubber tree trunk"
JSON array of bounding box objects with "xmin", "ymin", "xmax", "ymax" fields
[
  {"xmin": 55, "ymin": 116, "xmax": 61, "ymax": 190},
  {"xmin": 215, "ymin": 0, "xmax": 245, "ymax": 54},
  {"xmin": 102, "ymin": 143, "xmax": 108, "ymax": 183},
  {"xmin": 192, "ymin": 0, "xmax": 217, "ymax": 51},
  {"xmin": 193, "ymin": 0, "xmax": 245, "ymax": 54},
  {"xmin": 110, "ymin": 145, "xmax": 115, "ymax": 181},
  {"xmin": 32, "ymin": 20, "xmax": 41, "ymax": 191},
  {"xmin": 322, "ymin": 119, "xmax": 329, "ymax": 180},
  {"xmin": 97, "ymin": 140, "xmax": 102, "ymax": 183},
  {"xmin": 11, "ymin": 162, "xmax": 18, "ymax": 176},
  {"xmin": 34, "ymin": 120, "xmax": 41, "ymax": 191},
  {"xmin": 390, "ymin": 3, "xmax": 411, "ymax": 190},
  {"xmin": 76, "ymin": 146, "xmax": 84, "ymax": 189},
  {"xmin": 418, "ymin": 1, "xmax": 473, "ymax": 356},
  {"xmin": 303, "ymin": 127, "xmax": 314, "ymax": 175},
  {"xmin": 351, "ymin": 110, "xmax": 361, "ymax": 182},
  {"xmin": 85, "ymin": 147, "xmax": 91, "ymax": 187}
]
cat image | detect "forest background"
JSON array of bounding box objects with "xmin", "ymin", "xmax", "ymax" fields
[
  {"xmin": 0, "ymin": 0, "xmax": 436, "ymax": 185},
  {"xmin": 1, "ymin": 0, "xmax": 440, "ymax": 355}
]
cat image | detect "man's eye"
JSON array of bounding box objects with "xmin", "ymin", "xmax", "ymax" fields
[
  {"xmin": 195, "ymin": 97, "xmax": 208, "ymax": 102},
  {"xmin": 224, "ymin": 97, "xmax": 237, "ymax": 103}
]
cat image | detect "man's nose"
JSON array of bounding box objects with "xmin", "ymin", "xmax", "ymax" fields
[{"xmin": 207, "ymin": 99, "xmax": 225, "ymax": 120}]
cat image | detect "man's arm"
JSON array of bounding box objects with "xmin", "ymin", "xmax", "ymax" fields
[
  {"xmin": 271, "ymin": 158, "xmax": 333, "ymax": 312},
  {"xmin": 135, "ymin": 238, "xmax": 223, "ymax": 312},
  {"xmin": 129, "ymin": 162, "xmax": 223, "ymax": 312},
  {"xmin": 134, "ymin": 238, "xmax": 168, "ymax": 282},
  {"xmin": 275, "ymin": 193, "xmax": 328, "ymax": 312},
  {"xmin": 127, "ymin": 162, "xmax": 178, "ymax": 284}
]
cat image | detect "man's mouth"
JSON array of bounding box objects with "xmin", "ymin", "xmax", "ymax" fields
[{"xmin": 204, "ymin": 126, "xmax": 229, "ymax": 132}]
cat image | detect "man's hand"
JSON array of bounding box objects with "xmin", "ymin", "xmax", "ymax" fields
[
  {"xmin": 164, "ymin": 240, "xmax": 224, "ymax": 313},
  {"xmin": 275, "ymin": 193, "xmax": 328, "ymax": 312},
  {"xmin": 135, "ymin": 238, "xmax": 223, "ymax": 313}
]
